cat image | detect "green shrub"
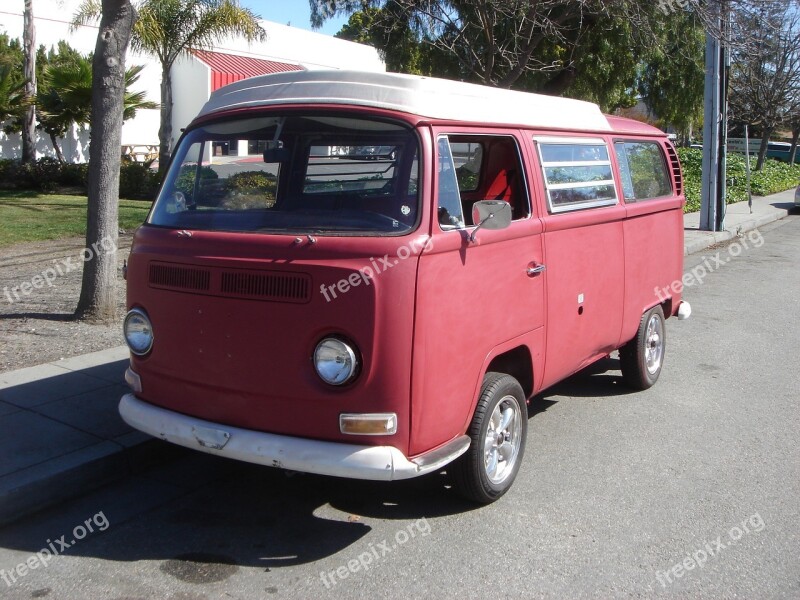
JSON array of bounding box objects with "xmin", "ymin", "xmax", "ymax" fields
[
  {"xmin": 175, "ymin": 164, "xmax": 217, "ymax": 200},
  {"xmin": 0, "ymin": 158, "xmax": 161, "ymax": 199},
  {"xmin": 119, "ymin": 161, "xmax": 161, "ymax": 200},
  {"xmin": 12, "ymin": 157, "xmax": 63, "ymax": 192},
  {"xmin": 222, "ymin": 170, "xmax": 277, "ymax": 209},
  {"xmin": 0, "ymin": 159, "xmax": 15, "ymax": 184},
  {"xmin": 676, "ymin": 147, "xmax": 800, "ymax": 213},
  {"xmin": 60, "ymin": 162, "xmax": 89, "ymax": 187}
]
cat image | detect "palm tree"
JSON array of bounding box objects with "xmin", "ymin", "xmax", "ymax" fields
[
  {"xmin": 73, "ymin": 0, "xmax": 265, "ymax": 171},
  {"xmin": 22, "ymin": 0, "xmax": 36, "ymax": 163},
  {"xmin": 37, "ymin": 55, "xmax": 157, "ymax": 162},
  {"xmin": 0, "ymin": 64, "xmax": 29, "ymax": 126},
  {"xmin": 36, "ymin": 57, "xmax": 91, "ymax": 161}
]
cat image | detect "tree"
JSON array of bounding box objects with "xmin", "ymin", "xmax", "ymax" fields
[
  {"xmin": 22, "ymin": 0, "xmax": 36, "ymax": 163},
  {"xmin": 335, "ymin": 5, "xmax": 442, "ymax": 75},
  {"xmin": 543, "ymin": 15, "xmax": 641, "ymax": 112},
  {"xmin": 36, "ymin": 60, "xmax": 90, "ymax": 162},
  {"xmin": 74, "ymin": 0, "xmax": 266, "ymax": 171},
  {"xmin": 37, "ymin": 52, "xmax": 157, "ymax": 162},
  {"xmin": 76, "ymin": 0, "xmax": 136, "ymax": 321},
  {"xmin": 0, "ymin": 64, "xmax": 29, "ymax": 126},
  {"xmin": 315, "ymin": 0, "xmax": 711, "ymax": 94},
  {"xmin": 638, "ymin": 10, "xmax": 705, "ymax": 145},
  {"xmin": 729, "ymin": 2, "xmax": 800, "ymax": 170}
]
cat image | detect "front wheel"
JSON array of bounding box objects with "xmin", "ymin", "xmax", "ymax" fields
[
  {"xmin": 620, "ymin": 305, "xmax": 666, "ymax": 390},
  {"xmin": 450, "ymin": 372, "xmax": 527, "ymax": 504}
]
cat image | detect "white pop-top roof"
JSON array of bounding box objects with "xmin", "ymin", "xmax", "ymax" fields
[{"xmin": 197, "ymin": 70, "xmax": 612, "ymax": 132}]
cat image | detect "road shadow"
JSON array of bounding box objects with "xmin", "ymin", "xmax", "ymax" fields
[{"xmin": 769, "ymin": 200, "xmax": 795, "ymax": 211}]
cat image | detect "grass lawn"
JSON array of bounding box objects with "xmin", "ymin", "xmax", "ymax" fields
[{"xmin": 0, "ymin": 191, "xmax": 151, "ymax": 247}]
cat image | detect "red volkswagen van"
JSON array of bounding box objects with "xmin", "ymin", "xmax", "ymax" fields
[{"xmin": 120, "ymin": 71, "xmax": 690, "ymax": 503}]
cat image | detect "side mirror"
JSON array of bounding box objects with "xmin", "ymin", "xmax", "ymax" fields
[{"xmin": 469, "ymin": 200, "xmax": 512, "ymax": 242}]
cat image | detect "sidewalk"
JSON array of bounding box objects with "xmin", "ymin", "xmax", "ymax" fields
[
  {"xmin": 683, "ymin": 188, "xmax": 796, "ymax": 254},
  {"xmin": 0, "ymin": 190, "xmax": 796, "ymax": 526},
  {"xmin": 0, "ymin": 348, "xmax": 176, "ymax": 526}
]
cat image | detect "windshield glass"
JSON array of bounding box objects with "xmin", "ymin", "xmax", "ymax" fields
[{"xmin": 148, "ymin": 114, "xmax": 420, "ymax": 235}]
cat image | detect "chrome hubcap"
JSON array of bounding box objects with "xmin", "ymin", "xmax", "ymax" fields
[
  {"xmin": 483, "ymin": 396, "xmax": 522, "ymax": 484},
  {"xmin": 645, "ymin": 314, "xmax": 664, "ymax": 375}
]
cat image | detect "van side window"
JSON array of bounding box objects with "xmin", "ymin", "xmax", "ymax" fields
[
  {"xmin": 437, "ymin": 136, "xmax": 466, "ymax": 230},
  {"xmin": 448, "ymin": 135, "xmax": 530, "ymax": 225},
  {"xmin": 536, "ymin": 137, "xmax": 617, "ymax": 213},
  {"xmin": 614, "ymin": 141, "xmax": 672, "ymax": 201}
]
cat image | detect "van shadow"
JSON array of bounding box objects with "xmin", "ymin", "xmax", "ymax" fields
[
  {"xmin": 0, "ymin": 356, "xmax": 631, "ymax": 579},
  {"xmin": 534, "ymin": 356, "xmax": 635, "ymax": 403},
  {"xmin": 0, "ymin": 453, "xmax": 476, "ymax": 579}
]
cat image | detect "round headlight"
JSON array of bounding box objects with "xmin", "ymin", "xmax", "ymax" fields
[
  {"xmin": 124, "ymin": 308, "xmax": 154, "ymax": 356},
  {"xmin": 314, "ymin": 337, "xmax": 358, "ymax": 386}
]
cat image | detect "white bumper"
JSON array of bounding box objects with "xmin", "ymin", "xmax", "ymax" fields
[{"xmin": 119, "ymin": 394, "xmax": 469, "ymax": 481}]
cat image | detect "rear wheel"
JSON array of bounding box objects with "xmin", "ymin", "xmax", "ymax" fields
[
  {"xmin": 620, "ymin": 305, "xmax": 666, "ymax": 390},
  {"xmin": 451, "ymin": 372, "xmax": 527, "ymax": 504}
]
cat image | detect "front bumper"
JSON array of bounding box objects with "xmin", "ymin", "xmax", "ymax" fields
[{"xmin": 119, "ymin": 394, "xmax": 470, "ymax": 481}]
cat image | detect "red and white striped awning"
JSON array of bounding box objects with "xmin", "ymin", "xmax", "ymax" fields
[{"xmin": 191, "ymin": 49, "xmax": 303, "ymax": 91}]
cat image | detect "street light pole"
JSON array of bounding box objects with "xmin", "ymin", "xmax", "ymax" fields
[{"xmin": 700, "ymin": 0, "xmax": 728, "ymax": 232}]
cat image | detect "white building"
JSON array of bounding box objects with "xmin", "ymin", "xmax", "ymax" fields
[{"xmin": 0, "ymin": 0, "xmax": 384, "ymax": 162}]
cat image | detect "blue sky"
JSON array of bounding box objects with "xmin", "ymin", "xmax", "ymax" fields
[{"xmin": 241, "ymin": 1, "xmax": 350, "ymax": 36}]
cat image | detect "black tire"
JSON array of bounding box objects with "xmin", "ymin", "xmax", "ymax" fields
[
  {"xmin": 451, "ymin": 372, "xmax": 527, "ymax": 504},
  {"xmin": 620, "ymin": 305, "xmax": 666, "ymax": 390}
]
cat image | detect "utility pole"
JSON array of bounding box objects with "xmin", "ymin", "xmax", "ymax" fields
[{"xmin": 700, "ymin": 0, "xmax": 729, "ymax": 232}]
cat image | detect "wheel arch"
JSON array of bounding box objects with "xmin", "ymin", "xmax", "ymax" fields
[{"xmin": 483, "ymin": 345, "xmax": 534, "ymax": 400}]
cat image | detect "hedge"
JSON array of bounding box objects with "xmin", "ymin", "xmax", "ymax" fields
[
  {"xmin": 677, "ymin": 148, "xmax": 800, "ymax": 213},
  {"xmin": 0, "ymin": 157, "xmax": 160, "ymax": 200}
]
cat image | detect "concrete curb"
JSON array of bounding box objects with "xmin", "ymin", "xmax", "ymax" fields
[
  {"xmin": 684, "ymin": 204, "xmax": 792, "ymax": 255},
  {"xmin": 0, "ymin": 347, "xmax": 181, "ymax": 527},
  {"xmin": 0, "ymin": 436, "xmax": 177, "ymax": 527}
]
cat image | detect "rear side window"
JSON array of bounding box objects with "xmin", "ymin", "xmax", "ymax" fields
[
  {"xmin": 614, "ymin": 141, "xmax": 672, "ymax": 201},
  {"xmin": 536, "ymin": 137, "xmax": 617, "ymax": 213}
]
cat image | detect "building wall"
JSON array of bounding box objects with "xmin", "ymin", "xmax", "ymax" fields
[
  {"xmin": 171, "ymin": 54, "xmax": 212, "ymax": 150},
  {"xmin": 0, "ymin": 0, "xmax": 384, "ymax": 162}
]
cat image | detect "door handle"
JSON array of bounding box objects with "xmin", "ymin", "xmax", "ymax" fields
[{"xmin": 526, "ymin": 263, "xmax": 546, "ymax": 276}]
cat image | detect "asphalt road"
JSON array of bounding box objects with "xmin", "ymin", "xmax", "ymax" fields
[{"xmin": 1, "ymin": 215, "xmax": 798, "ymax": 599}]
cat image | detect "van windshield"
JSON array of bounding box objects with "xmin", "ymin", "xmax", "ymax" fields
[{"xmin": 148, "ymin": 114, "xmax": 420, "ymax": 235}]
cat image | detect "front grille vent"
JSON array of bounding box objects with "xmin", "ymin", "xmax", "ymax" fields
[
  {"xmin": 148, "ymin": 261, "xmax": 311, "ymax": 303},
  {"xmin": 149, "ymin": 263, "xmax": 211, "ymax": 291},
  {"xmin": 220, "ymin": 271, "xmax": 311, "ymax": 303}
]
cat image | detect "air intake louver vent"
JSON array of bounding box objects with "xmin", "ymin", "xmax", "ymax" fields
[
  {"xmin": 666, "ymin": 143, "xmax": 683, "ymax": 197},
  {"xmin": 220, "ymin": 271, "xmax": 310, "ymax": 303},
  {"xmin": 149, "ymin": 263, "xmax": 210, "ymax": 291}
]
